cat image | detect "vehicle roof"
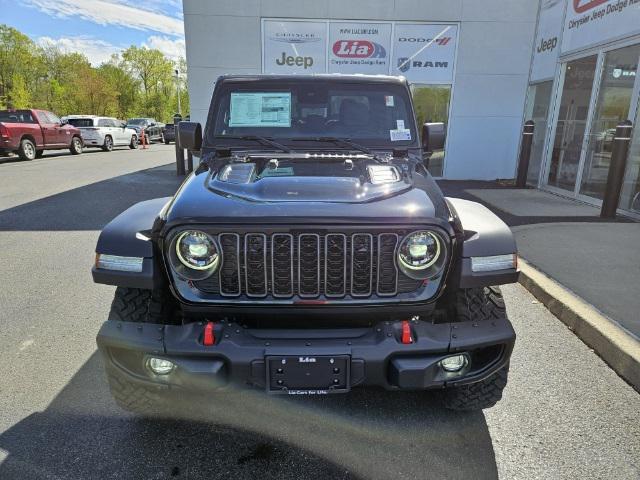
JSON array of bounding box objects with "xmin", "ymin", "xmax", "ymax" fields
[
  {"xmin": 66, "ymin": 115, "xmax": 99, "ymax": 119},
  {"xmin": 217, "ymin": 74, "xmax": 408, "ymax": 85}
]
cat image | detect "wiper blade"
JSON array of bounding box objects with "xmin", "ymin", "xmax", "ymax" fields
[
  {"xmin": 292, "ymin": 137, "xmax": 384, "ymax": 161},
  {"xmin": 215, "ymin": 135, "xmax": 291, "ymax": 153}
]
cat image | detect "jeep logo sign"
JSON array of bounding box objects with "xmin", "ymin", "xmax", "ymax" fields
[
  {"xmin": 536, "ymin": 36, "xmax": 558, "ymax": 53},
  {"xmin": 276, "ymin": 52, "xmax": 314, "ymax": 69},
  {"xmin": 263, "ymin": 20, "xmax": 326, "ymax": 74}
]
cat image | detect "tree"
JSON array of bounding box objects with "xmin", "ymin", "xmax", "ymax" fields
[
  {"xmin": 7, "ymin": 73, "xmax": 30, "ymax": 108},
  {"xmin": 0, "ymin": 25, "xmax": 40, "ymax": 108},
  {"xmin": 0, "ymin": 24, "xmax": 188, "ymax": 120}
]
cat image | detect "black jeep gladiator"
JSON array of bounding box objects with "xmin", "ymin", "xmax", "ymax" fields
[{"xmin": 93, "ymin": 75, "xmax": 519, "ymax": 413}]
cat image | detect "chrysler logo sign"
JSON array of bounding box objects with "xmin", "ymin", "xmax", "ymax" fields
[{"xmin": 269, "ymin": 34, "xmax": 321, "ymax": 44}]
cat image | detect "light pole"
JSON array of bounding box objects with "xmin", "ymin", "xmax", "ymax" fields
[{"xmin": 174, "ymin": 68, "xmax": 181, "ymax": 115}]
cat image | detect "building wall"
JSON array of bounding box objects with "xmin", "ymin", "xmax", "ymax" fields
[{"xmin": 183, "ymin": 0, "xmax": 539, "ymax": 180}]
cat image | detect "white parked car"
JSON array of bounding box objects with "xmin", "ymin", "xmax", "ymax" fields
[{"xmin": 65, "ymin": 115, "xmax": 138, "ymax": 151}]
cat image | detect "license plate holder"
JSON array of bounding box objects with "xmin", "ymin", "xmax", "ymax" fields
[{"xmin": 266, "ymin": 355, "xmax": 350, "ymax": 395}]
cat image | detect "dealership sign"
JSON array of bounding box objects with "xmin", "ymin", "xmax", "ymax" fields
[
  {"xmin": 328, "ymin": 22, "xmax": 392, "ymax": 74},
  {"xmin": 561, "ymin": 0, "xmax": 640, "ymax": 54},
  {"xmin": 530, "ymin": 0, "xmax": 566, "ymax": 82},
  {"xmin": 391, "ymin": 24, "xmax": 457, "ymax": 83},
  {"xmin": 262, "ymin": 19, "xmax": 458, "ymax": 83},
  {"xmin": 263, "ymin": 20, "xmax": 326, "ymax": 74}
]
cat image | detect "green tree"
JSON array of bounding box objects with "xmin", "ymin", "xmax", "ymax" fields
[
  {"xmin": 0, "ymin": 25, "xmax": 40, "ymax": 108},
  {"xmin": 7, "ymin": 72, "xmax": 30, "ymax": 108}
]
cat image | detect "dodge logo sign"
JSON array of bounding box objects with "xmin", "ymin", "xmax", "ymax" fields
[{"xmin": 332, "ymin": 40, "xmax": 387, "ymax": 58}]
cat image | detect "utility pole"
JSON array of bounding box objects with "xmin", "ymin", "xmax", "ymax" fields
[{"xmin": 174, "ymin": 69, "xmax": 181, "ymax": 115}]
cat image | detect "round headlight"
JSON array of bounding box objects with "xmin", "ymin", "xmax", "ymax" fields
[
  {"xmin": 398, "ymin": 231, "xmax": 441, "ymax": 271},
  {"xmin": 175, "ymin": 230, "xmax": 219, "ymax": 271}
]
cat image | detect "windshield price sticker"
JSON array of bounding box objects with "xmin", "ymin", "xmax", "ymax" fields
[
  {"xmin": 229, "ymin": 92, "xmax": 292, "ymax": 127},
  {"xmin": 385, "ymin": 95, "xmax": 395, "ymax": 107},
  {"xmin": 390, "ymin": 128, "xmax": 411, "ymax": 141}
]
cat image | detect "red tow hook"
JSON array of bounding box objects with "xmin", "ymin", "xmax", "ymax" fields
[
  {"xmin": 203, "ymin": 322, "xmax": 216, "ymax": 346},
  {"xmin": 401, "ymin": 320, "xmax": 413, "ymax": 345}
]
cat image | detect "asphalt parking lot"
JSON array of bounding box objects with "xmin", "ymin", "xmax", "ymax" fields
[{"xmin": 0, "ymin": 146, "xmax": 638, "ymax": 480}]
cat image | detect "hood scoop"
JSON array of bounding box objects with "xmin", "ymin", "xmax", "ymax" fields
[
  {"xmin": 367, "ymin": 165, "xmax": 401, "ymax": 184},
  {"xmin": 218, "ymin": 163, "xmax": 256, "ymax": 184}
]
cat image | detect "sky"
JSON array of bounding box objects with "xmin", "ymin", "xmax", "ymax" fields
[{"xmin": 0, "ymin": 0, "xmax": 185, "ymax": 65}]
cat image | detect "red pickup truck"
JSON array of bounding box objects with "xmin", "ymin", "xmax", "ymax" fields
[{"xmin": 0, "ymin": 109, "xmax": 84, "ymax": 161}]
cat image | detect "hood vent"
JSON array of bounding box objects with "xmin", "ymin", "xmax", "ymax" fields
[
  {"xmin": 367, "ymin": 165, "xmax": 400, "ymax": 185},
  {"xmin": 218, "ymin": 163, "xmax": 256, "ymax": 184}
]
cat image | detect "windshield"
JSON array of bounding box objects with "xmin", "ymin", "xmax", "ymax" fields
[
  {"xmin": 127, "ymin": 118, "xmax": 148, "ymax": 125},
  {"xmin": 210, "ymin": 81, "xmax": 417, "ymax": 147},
  {"xmin": 67, "ymin": 118, "xmax": 95, "ymax": 128}
]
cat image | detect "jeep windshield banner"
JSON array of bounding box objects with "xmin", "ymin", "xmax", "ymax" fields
[
  {"xmin": 530, "ymin": 0, "xmax": 566, "ymax": 82},
  {"xmin": 262, "ymin": 19, "xmax": 459, "ymax": 83},
  {"xmin": 328, "ymin": 22, "xmax": 392, "ymax": 74},
  {"xmin": 263, "ymin": 20, "xmax": 326, "ymax": 74},
  {"xmin": 391, "ymin": 24, "xmax": 457, "ymax": 83},
  {"xmin": 561, "ymin": 0, "xmax": 640, "ymax": 54}
]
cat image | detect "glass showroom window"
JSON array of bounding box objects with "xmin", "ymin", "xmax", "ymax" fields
[
  {"xmin": 523, "ymin": 81, "xmax": 553, "ymax": 186},
  {"xmin": 411, "ymin": 85, "xmax": 451, "ymax": 177},
  {"xmin": 619, "ymin": 103, "xmax": 640, "ymax": 214},
  {"xmin": 579, "ymin": 44, "xmax": 640, "ymax": 200},
  {"xmin": 547, "ymin": 55, "xmax": 598, "ymax": 192}
]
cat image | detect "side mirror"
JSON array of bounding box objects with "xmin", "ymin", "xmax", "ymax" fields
[
  {"xmin": 121, "ymin": 123, "xmax": 127, "ymax": 128},
  {"xmin": 60, "ymin": 119, "xmax": 68, "ymax": 126},
  {"xmin": 178, "ymin": 121, "xmax": 202, "ymax": 151},
  {"xmin": 422, "ymin": 122, "xmax": 446, "ymax": 152}
]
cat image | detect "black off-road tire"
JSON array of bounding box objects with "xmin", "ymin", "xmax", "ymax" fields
[
  {"xmin": 18, "ymin": 138, "xmax": 36, "ymax": 161},
  {"xmin": 106, "ymin": 368, "xmax": 168, "ymax": 417},
  {"xmin": 441, "ymin": 367, "xmax": 509, "ymax": 411},
  {"xmin": 108, "ymin": 286, "xmax": 171, "ymax": 324},
  {"xmin": 106, "ymin": 287, "xmax": 174, "ymax": 415},
  {"xmin": 441, "ymin": 286, "xmax": 510, "ymax": 411},
  {"xmin": 69, "ymin": 136, "xmax": 83, "ymax": 155},
  {"xmin": 129, "ymin": 135, "xmax": 138, "ymax": 149},
  {"xmin": 102, "ymin": 135, "xmax": 113, "ymax": 152}
]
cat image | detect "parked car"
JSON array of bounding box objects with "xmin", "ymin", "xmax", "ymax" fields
[
  {"xmin": 126, "ymin": 118, "xmax": 164, "ymax": 143},
  {"xmin": 93, "ymin": 75, "xmax": 519, "ymax": 415},
  {"xmin": 66, "ymin": 115, "xmax": 138, "ymax": 151},
  {"xmin": 0, "ymin": 109, "xmax": 83, "ymax": 160},
  {"xmin": 161, "ymin": 123, "xmax": 175, "ymax": 144}
]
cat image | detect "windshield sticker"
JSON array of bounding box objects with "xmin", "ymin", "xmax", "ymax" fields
[
  {"xmin": 260, "ymin": 166, "xmax": 295, "ymax": 177},
  {"xmin": 390, "ymin": 128, "xmax": 411, "ymax": 141},
  {"xmin": 229, "ymin": 92, "xmax": 291, "ymax": 127},
  {"xmin": 396, "ymin": 119, "xmax": 405, "ymax": 130},
  {"xmin": 385, "ymin": 95, "xmax": 394, "ymax": 107}
]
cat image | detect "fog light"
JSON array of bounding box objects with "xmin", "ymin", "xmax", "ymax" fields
[
  {"xmin": 147, "ymin": 357, "xmax": 175, "ymax": 375},
  {"xmin": 440, "ymin": 354, "xmax": 468, "ymax": 372}
]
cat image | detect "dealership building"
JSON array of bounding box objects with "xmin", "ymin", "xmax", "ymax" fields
[{"xmin": 184, "ymin": 0, "xmax": 640, "ymax": 217}]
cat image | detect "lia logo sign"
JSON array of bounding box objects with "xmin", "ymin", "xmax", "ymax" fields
[
  {"xmin": 332, "ymin": 40, "xmax": 386, "ymax": 58},
  {"xmin": 573, "ymin": 0, "xmax": 608, "ymax": 13}
]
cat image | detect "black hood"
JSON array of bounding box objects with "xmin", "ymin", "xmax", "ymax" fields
[{"xmin": 163, "ymin": 152, "xmax": 449, "ymax": 226}]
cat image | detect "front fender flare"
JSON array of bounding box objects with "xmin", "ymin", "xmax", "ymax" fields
[
  {"xmin": 92, "ymin": 197, "xmax": 171, "ymax": 289},
  {"xmin": 446, "ymin": 197, "xmax": 519, "ymax": 288}
]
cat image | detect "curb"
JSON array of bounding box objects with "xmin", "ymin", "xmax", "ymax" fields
[{"xmin": 518, "ymin": 258, "xmax": 640, "ymax": 392}]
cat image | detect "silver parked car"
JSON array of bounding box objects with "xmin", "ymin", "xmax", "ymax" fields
[{"xmin": 65, "ymin": 115, "xmax": 138, "ymax": 151}]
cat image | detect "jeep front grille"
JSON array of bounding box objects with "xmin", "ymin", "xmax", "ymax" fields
[{"xmin": 193, "ymin": 230, "xmax": 424, "ymax": 300}]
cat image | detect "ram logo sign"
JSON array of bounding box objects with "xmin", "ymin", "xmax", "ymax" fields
[{"xmin": 332, "ymin": 40, "xmax": 387, "ymax": 59}]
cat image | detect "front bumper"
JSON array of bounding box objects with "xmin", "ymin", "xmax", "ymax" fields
[{"xmin": 97, "ymin": 317, "xmax": 515, "ymax": 394}]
